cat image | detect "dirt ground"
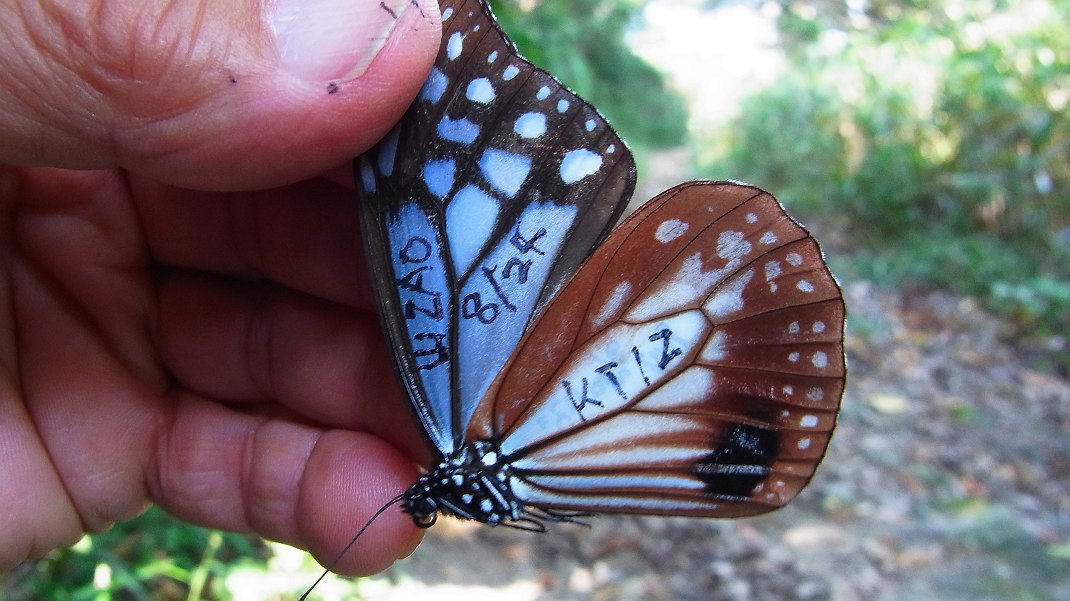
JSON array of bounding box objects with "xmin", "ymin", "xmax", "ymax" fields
[{"xmin": 366, "ymin": 281, "xmax": 1070, "ymax": 601}]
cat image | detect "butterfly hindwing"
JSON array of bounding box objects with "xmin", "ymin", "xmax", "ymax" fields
[
  {"xmin": 467, "ymin": 182, "xmax": 845, "ymax": 517},
  {"xmin": 358, "ymin": 0, "xmax": 637, "ymax": 454}
]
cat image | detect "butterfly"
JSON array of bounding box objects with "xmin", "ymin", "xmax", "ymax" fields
[{"xmin": 355, "ymin": 0, "xmax": 844, "ymax": 531}]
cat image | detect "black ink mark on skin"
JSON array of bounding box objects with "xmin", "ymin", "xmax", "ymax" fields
[
  {"xmin": 692, "ymin": 423, "xmax": 779, "ymax": 499},
  {"xmin": 380, "ymin": 1, "xmax": 399, "ymax": 19},
  {"xmin": 227, "ymin": 73, "xmax": 237, "ymax": 84},
  {"xmin": 562, "ymin": 378, "xmax": 603, "ymax": 420},
  {"xmin": 327, "ymin": 82, "xmax": 339, "ymax": 94},
  {"xmin": 411, "ymin": 0, "xmax": 424, "ymax": 16}
]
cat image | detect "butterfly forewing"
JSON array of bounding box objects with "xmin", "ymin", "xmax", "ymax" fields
[
  {"xmin": 358, "ymin": 0, "xmax": 636, "ymax": 454},
  {"xmin": 468, "ymin": 182, "xmax": 845, "ymax": 517}
]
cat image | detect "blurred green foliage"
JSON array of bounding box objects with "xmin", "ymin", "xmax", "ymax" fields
[
  {"xmin": 704, "ymin": 0, "xmax": 1070, "ymax": 343},
  {"xmin": 494, "ymin": 0, "xmax": 689, "ymax": 147},
  {"xmin": 3, "ymin": 507, "xmax": 269, "ymax": 600}
]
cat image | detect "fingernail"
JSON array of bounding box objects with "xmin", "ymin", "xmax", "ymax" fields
[{"xmin": 272, "ymin": 0, "xmax": 413, "ymax": 82}]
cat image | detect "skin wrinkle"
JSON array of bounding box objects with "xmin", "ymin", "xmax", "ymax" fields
[
  {"xmin": 245, "ymin": 292, "xmax": 279, "ymax": 403},
  {"xmin": 235, "ymin": 409, "xmax": 260, "ymax": 533},
  {"xmin": 7, "ymin": 270, "xmax": 89, "ymax": 543},
  {"xmin": 0, "ymin": 170, "xmax": 22, "ymax": 383},
  {"xmin": 114, "ymin": 170, "xmax": 167, "ymax": 382},
  {"xmin": 2, "ymin": 3, "xmax": 105, "ymax": 161},
  {"xmin": 248, "ymin": 417, "xmax": 315, "ymax": 544}
]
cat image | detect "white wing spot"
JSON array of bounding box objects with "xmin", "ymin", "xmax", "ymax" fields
[
  {"xmin": 786, "ymin": 252, "xmax": 803, "ymax": 266},
  {"xmin": 702, "ymin": 330, "xmax": 728, "ymax": 361},
  {"xmin": 807, "ymin": 387, "xmax": 825, "ymax": 401},
  {"xmin": 783, "ymin": 385, "xmax": 794, "ymax": 395},
  {"xmin": 447, "ymin": 32, "xmax": 464, "ymax": 60},
  {"xmin": 590, "ymin": 281, "xmax": 631, "ymax": 328},
  {"xmin": 788, "ymin": 352, "xmax": 800, "ymax": 363},
  {"xmin": 788, "ymin": 321, "xmax": 800, "ymax": 334},
  {"xmin": 717, "ymin": 230, "xmax": 751, "ymax": 261},
  {"xmin": 487, "ymin": 50, "xmax": 498, "ymax": 62},
  {"xmin": 704, "ymin": 268, "xmax": 755, "ymax": 318},
  {"xmin": 557, "ymin": 99, "xmax": 570, "ymax": 112},
  {"xmin": 536, "ymin": 86, "xmax": 551, "ymax": 100},
  {"xmin": 466, "ymin": 77, "xmax": 495, "ymax": 103},
  {"xmin": 441, "ymin": 7, "xmax": 454, "ymax": 20},
  {"xmin": 437, "ymin": 116, "xmax": 479, "ymax": 145},
  {"xmin": 607, "ymin": 143, "xmax": 616, "ymax": 153},
  {"xmin": 514, "ymin": 112, "xmax": 546, "ymax": 138},
  {"xmin": 745, "ymin": 212, "xmax": 758, "ymax": 223},
  {"xmin": 585, "ymin": 119, "xmax": 596, "ymax": 131},
  {"xmin": 798, "ymin": 437, "xmax": 812, "ymax": 450},
  {"xmin": 655, "ymin": 219, "xmax": 688, "ymax": 243},
  {"xmin": 422, "ymin": 158, "xmax": 455, "ymax": 199},
  {"xmin": 800, "ymin": 414, "xmax": 819, "ymax": 428},
  {"xmin": 419, "ymin": 68, "xmax": 448, "ymax": 103},
  {"xmin": 811, "ymin": 351, "xmax": 829, "ymax": 369},
  {"xmin": 797, "ymin": 280, "xmax": 815, "ymax": 293},
  {"xmin": 560, "ymin": 149, "xmax": 602, "ymax": 184},
  {"xmin": 503, "ymin": 64, "xmax": 520, "ymax": 80},
  {"xmin": 446, "ymin": 186, "xmax": 499, "ymax": 276},
  {"xmin": 765, "ymin": 260, "xmax": 782, "ymax": 283},
  {"xmin": 760, "ymin": 231, "xmax": 778, "ymax": 245},
  {"xmin": 812, "ymin": 321, "xmax": 827, "ymax": 333},
  {"xmin": 480, "ymin": 148, "xmax": 531, "ymax": 197}
]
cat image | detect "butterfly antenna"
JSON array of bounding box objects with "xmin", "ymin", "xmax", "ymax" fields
[{"xmin": 297, "ymin": 492, "xmax": 408, "ymax": 601}]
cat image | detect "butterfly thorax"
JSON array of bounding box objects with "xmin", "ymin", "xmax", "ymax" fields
[{"xmin": 402, "ymin": 440, "xmax": 524, "ymax": 528}]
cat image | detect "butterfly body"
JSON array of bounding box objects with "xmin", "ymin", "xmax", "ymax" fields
[
  {"xmin": 357, "ymin": 0, "xmax": 845, "ymax": 530},
  {"xmin": 403, "ymin": 439, "xmax": 521, "ymax": 527}
]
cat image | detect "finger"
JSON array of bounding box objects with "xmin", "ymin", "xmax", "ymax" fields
[
  {"xmin": 155, "ymin": 273, "xmax": 390, "ymax": 424},
  {"xmin": 155, "ymin": 272, "xmax": 433, "ymax": 465},
  {"xmin": 136, "ymin": 177, "xmax": 373, "ymax": 308},
  {"xmin": 0, "ymin": 0, "xmax": 440, "ymax": 190},
  {"xmin": 0, "ymin": 380, "xmax": 84, "ymax": 569},
  {"xmin": 152, "ymin": 395, "xmax": 423, "ymax": 576}
]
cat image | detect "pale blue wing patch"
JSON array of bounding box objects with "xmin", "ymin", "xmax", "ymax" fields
[
  {"xmin": 455, "ymin": 201, "xmax": 579, "ymax": 432},
  {"xmin": 387, "ymin": 203, "xmax": 456, "ymax": 451},
  {"xmin": 445, "ymin": 185, "xmax": 500, "ymax": 276},
  {"xmin": 479, "ymin": 148, "xmax": 531, "ymax": 197},
  {"xmin": 423, "ymin": 158, "xmax": 456, "ymax": 200},
  {"xmin": 500, "ymin": 310, "xmax": 710, "ymax": 455}
]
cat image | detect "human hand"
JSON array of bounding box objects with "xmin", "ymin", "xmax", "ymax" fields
[{"xmin": 0, "ymin": 0, "xmax": 441, "ymax": 576}]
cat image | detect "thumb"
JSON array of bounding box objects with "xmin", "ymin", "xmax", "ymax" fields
[{"xmin": 0, "ymin": 0, "xmax": 440, "ymax": 190}]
